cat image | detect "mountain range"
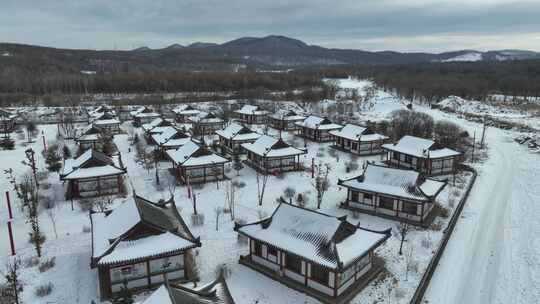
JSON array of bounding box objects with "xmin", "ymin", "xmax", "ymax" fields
[{"xmin": 1, "ymin": 35, "xmax": 540, "ymax": 73}]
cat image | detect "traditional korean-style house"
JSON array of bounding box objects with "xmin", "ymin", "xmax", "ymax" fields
[
  {"xmin": 0, "ymin": 109, "xmax": 17, "ymax": 133},
  {"xmin": 215, "ymin": 122, "xmax": 261, "ymax": 156},
  {"xmin": 90, "ymin": 194, "xmax": 201, "ymax": 299},
  {"xmin": 172, "ymin": 105, "xmax": 201, "ymax": 123},
  {"xmin": 141, "ymin": 272, "xmax": 235, "ymax": 304},
  {"xmin": 338, "ymin": 163, "xmax": 447, "ymax": 226},
  {"xmin": 131, "ymin": 107, "xmax": 161, "ymax": 127},
  {"xmin": 166, "ymin": 140, "xmax": 230, "ymax": 184},
  {"xmin": 234, "ymin": 202, "xmax": 391, "ymax": 304},
  {"xmin": 150, "ymin": 126, "xmax": 192, "ymax": 154},
  {"xmin": 75, "ymin": 125, "xmax": 103, "ymax": 151},
  {"xmin": 189, "ymin": 112, "xmax": 226, "ymax": 136},
  {"xmin": 88, "ymin": 105, "xmax": 116, "ymax": 121},
  {"xmin": 268, "ymin": 109, "xmax": 306, "ymax": 131},
  {"xmin": 234, "ymin": 105, "xmax": 269, "ymax": 125},
  {"xmin": 93, "ymin": 112, "xmax": 122, "ymax": 134},
  {"xmin": 241, "ymin": 135, "xmax": 306, "ymax": 175},
  {"xmin": 295, "ymin": 116, "xmax": 343, "ymax": 142},
  {"xmin": 330, "ymin": 124, "xmax": 389, "ymax": 155},
  {"xmin": 382, "ymin": 135, "xmax": 462, "ymax": 175},
  {"xmin": 60, "ymin": 149, "xmax": 127, "ymax": 199},
  {"xmin": 142, "ymin": 118, "xmax": 176, "ymax": 136}
]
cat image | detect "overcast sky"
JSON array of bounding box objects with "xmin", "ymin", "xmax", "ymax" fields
[{"xmin": 1, "ymin": 0, "xmax": 540, "ymax": 52}]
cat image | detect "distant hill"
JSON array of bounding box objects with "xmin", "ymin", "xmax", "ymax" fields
[{"xmin": 1, "ymin": 35, "xmax": 539, "ymax": 74}]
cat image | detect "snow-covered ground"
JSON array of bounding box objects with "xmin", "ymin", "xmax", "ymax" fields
[{"xmin": 1, "ymin": 78, "xmax": 539, "ymax": 304}]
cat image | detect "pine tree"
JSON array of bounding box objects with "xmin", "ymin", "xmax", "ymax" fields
[
  {"xmin": 62, "ymin": 145, "xmax": 71, "ymax": 159},
  {"xmin": 45, "ymin": 145, "xmax": 62, "ymax": 172}
]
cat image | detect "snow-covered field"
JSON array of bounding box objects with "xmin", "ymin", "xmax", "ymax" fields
[{"xmin": 1, "ymin": 78, "xmax": 539, "ymax": 304}]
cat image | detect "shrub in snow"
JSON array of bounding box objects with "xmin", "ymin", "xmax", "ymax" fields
[
  {"xmin": 35, "ymin": 282, "xmax": 53, "ymax": 297},
  {"xmin": 452, "ymin": 189, "xmax": 461, "ymax": 197},
  {"xmin": 437, "ymin": 204, "xmax": 450, "ymax": 218},
  {"xmin": 191, "ymin": 213, "xmax": 205, "ymax": 226},
  {"xmin": 275, "ymin": 171, "xmax": 285, "ymax": 180},
  {"xmin": 24, "ymin": 257, "xmax": 39, "ymax": 268},
  {"xmin": 430, "ymin": 221, "xmax": 443, "ymax": 231},
  {"xmin": 283, "ymin": 187, "xmax": 296, "ymax": 202},
  {"xmin": 224, "ymin": 166, "xmax": 232, "ymax": 174},
  {"xmin": 39, "ymin": 257, "xmax": 56, "ymax": 273},
  {"xmin": 82, "ymin": 225, "xmax": 91, "ymax": 233},
  {"xmin": 232, "ymin": 180, "xmax": 246, "ymax": 188},
  {"xmin": 316, "ymin": 151, "xmax": 325, "ymax": 158},
  {"xmin": 394, "ymin": 288, "xmax": 406, "ymax": 299},
  {"xmin": 352, "ymin": 210, "xmax": 360, "ymax": 219}
]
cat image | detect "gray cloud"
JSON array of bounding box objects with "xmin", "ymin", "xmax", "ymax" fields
[{"xmin": 1, "ymin": 0, "xmax": 539, "ymax": 52}]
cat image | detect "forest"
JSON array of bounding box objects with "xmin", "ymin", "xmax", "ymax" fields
[{"xmin": 1, "ymin": 59, "xmax": 540, "ymax": 106}]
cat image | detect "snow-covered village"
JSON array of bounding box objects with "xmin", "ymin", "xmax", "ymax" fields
[
  {"xmin": 1, "ymin": 76, "xmax": 539, "ymax": 304},
  {"xmin": 2, "ymin": 2, "xmax": 540, "ymax": 304}
]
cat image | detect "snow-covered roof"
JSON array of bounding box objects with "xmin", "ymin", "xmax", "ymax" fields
[
  {"xmin": 91, "ymin": 195, "xmax": 199, "ymax": 266},
  {"xmin": 151, "ymin": 127, "xmax": 185, "ymax": 144},
  {"xmin": 329, "ymin": 124, "xmax": 388, "ymax": 142},
  {"xmin": 188, "ymin": 111, "xmax": 223, "ymax": 124},
  {"xmin": 235, "ymin": 105, "xmax": 269, "ymax": 115},
  {"xmin": 241, "ymin": 135, "xmax": 306, "ymax": 158},
  {"xmin": 236, "ymin": 203, "xmax": 390, "ymax": 269},
  {"xmin": 166, "ymin": 141, "xmax": 229, "ymax": 167},
  {"xmin": 93, "ymin": 118, "xmax": 121, "ymax": 126},
  {"xmin": 61, "ymin": 149, "xmax": 126, "ymax": 180},
  {"xmin": 75, "ymin": 125, "xmax": 101, "ymax": 142},
  {"xmin": 268, "ymin": 109, "xmax": 306, "ymax": 121},
  {"xmin": 295, "ymin": 115, "xmax": 343, "ymax": 130},
  {"xmin": 142, "ymin": 272, "xmax": 235, "ymax": 304},
  {"xmin": 215, "ymin": 123, "xmax": 261, "ymax": 141},
  {"xmin": 382, "ymin": 135, "xmax": 461, "ymax": 159},
  {"xmin": 142, "ymin": 118, "xmax": 175, "ymax": 133},
  {"xmin": 172, "ymin": 104, "xmax": 201, "ymax": 115},
  {"xmin": 339, "ymin": 163, "xmax": 447, "ymax": 201}
]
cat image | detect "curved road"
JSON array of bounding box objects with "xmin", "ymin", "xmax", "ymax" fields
[{"xmin": 424, "ymin": 127, "xmax": 540, "ymax": 304}]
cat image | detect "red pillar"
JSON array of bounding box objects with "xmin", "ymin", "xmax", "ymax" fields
[
  {"xmin": 7, "ymin": 221, "xmax": 15, "ymax": 256},
  {"xmin": 5, "ymin": 191, "xmax": 12, "ymax": 219}
]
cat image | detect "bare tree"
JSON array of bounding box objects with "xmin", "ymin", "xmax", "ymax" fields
[
  {"xmin": 312, "ymin": 162, "xmax": 331, "ymax": 209},
  {"xmin": 2, "ymin": 258, "xmax": 22, "ymax": 304},
  {"xmin": 397, "ymin": 222, "xmax": 410, "ymax": 255},
  {"xmin": 14, "ymin": 174, "xmax": 45, "ymax": 257},
  {"xmin": 215, "ymin": 206, "xmax": 223, "ymax": 231},
  {"xmin": 225, "ymin": 181, "xmax": 236, "ymax": 221},
  {"xmin": 256, "ymin": 171, "xmax": 269, "ymax": 206}
]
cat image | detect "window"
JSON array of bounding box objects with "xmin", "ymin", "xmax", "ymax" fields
[
  {"xmin": 351, "ymin": 142, "xmax": 358, "ymax": 150},
  {"xmin": 401, "ymin": 202, "xmax": 417, "ymax": 215},
  {"xmin": 339, "ymin": 265, "xmax": 356, "ymax": 284},
  {"xmin": 363, "ymin": 193, "xmax": 373, "ymax": 200},
  {"xmin": 379, "ymin": 197, "xmax": 394, "ymax": 210},
  {"xmin": 253, "ymin": 241, "xmax": 263, "ymax": 256},
  {"xmin": 404, "ymin": 155, "xmax": 413, "ymax": 163},
  {"xmin": 310, "ymin": 264, "xmax": 329, "ymax": 285},
  {"xmin": 267, "ymin": 245, "xmax": 277, "ymax": 257},
  {"xmin": 286, "ymin": 253, "xmax": 302, "ymax": 274},
  {"xmin": 351, "ymin": 191, "xmax": 359, "ymax": 202},
  {"xmin": 392, "ymin": 152, "xmax": 400, "ymax": 160}
]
